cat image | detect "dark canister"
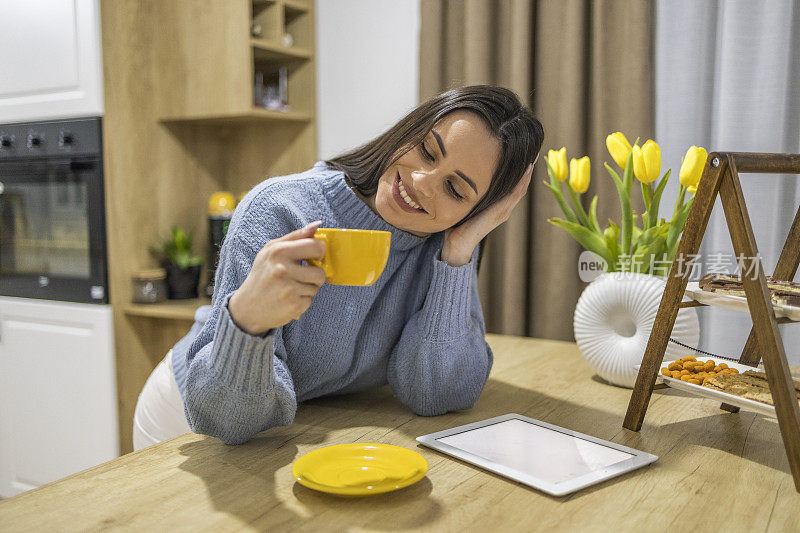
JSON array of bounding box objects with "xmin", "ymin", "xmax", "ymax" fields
[{"xmin": 205, "ymin": 192, "xmax": 236, "ymax": 298}]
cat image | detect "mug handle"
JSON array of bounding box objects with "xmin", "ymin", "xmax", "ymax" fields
[{"xmin": 308, "ymin": 230, "xmax": 332, "ymax": 281}]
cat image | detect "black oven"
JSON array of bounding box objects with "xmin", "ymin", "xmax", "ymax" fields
[{"xmin": 0, "ymin": 118, "xmax": 108, "ymax": 304}]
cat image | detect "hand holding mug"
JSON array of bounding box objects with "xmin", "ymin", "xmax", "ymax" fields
[{"xmin": 229, "ymin": 221, "xmax": 327, "ymax": 335}]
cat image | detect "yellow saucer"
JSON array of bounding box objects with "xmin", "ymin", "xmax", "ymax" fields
[{"xmin": 292, "ymin": 443, "xmax": 428, "ymax": 496}]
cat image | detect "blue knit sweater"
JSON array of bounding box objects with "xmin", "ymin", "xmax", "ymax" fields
[{"xmin": 171, "ymin": 162, "xmax": 492, "ymax": 445}]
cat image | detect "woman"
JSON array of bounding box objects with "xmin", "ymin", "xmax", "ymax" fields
[{"xmin": 133, "ymin": 85, "xmax": 544, "ymax": 449}]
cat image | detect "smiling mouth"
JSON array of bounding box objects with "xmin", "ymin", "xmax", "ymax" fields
[{"xmin": 393, "ymin": 172, "xmax": 427, "ymax": 213}]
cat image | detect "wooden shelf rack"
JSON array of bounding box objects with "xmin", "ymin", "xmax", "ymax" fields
[{"xmin": 623, "ymin": 151, "xmax": 800, "ymax": 492}]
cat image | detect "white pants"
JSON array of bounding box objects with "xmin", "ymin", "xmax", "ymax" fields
[{"xmin": 132, "ymin": 350, "xmax": 191, "ymax": 451}]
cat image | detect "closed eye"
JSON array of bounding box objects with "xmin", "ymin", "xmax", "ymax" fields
[
  {"xmin": 419, "ymin": 140, "xmax": 434, "ymax": 162},
  {"xmin": 447, "ymin": 181, "xmax": 464, "ymax": 201},
  {"xmin": 421, "ymin": 137, "xmax": 463, "ymax": 201}
]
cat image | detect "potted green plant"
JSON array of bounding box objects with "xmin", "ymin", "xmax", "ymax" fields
[{"xmin": 152, "ymin": 227, "xmax": 202, "ymax": 299}]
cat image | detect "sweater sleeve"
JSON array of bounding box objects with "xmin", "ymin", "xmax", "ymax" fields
[
  {"xmin": 386, "ymin": 245, "xmax": 493, "ymax": 416},
  {"xmin": 183, "ymin": 226, "xmax": 298, "ymax": 445}
]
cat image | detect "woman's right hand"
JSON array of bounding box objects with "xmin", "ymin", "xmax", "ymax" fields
[{"xmin": 228, "ymin": 221, "xmax": 327, "ymax": 335}]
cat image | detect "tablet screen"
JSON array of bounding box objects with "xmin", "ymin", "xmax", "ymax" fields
[{"xmin": 436, "ymin": 419, "xmax": 634, "ymax": 484}]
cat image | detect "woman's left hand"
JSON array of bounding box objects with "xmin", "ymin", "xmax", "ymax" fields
[{"xmin": 441, "ymin": 162, "xmax": 534, "ymax": 267}]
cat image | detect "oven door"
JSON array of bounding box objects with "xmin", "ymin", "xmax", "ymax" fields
[{"xmin": 0, "ymin": 156, "xmax": 108, "ymax": 303}]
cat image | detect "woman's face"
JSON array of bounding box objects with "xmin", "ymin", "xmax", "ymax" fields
[{"xmin": 370, "ymin": 110, "xmax": 501, "ymax": 236}]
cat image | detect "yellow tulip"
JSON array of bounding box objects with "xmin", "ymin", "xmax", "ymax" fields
[
  {"xmin": 631, "ymin": 140, "xmax": 661, "ymax": 183},
  {"xmin": 569, "ymin": 156, "xmax": 590, "ymax": 193},
  {"xmin": 606, "ymin": 132, "xmax": 632, "ymax": 169},
  {"xmin": 546, "ymin": 147, "xmax": 568, "ymax": 182},
  {"xmin": 679, "ymin": 145, "xmax": 708, "ymax": 188}
]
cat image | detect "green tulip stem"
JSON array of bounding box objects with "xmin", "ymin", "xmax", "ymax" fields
[
  {"xmin": 666, "ymin": 195, "xmax": 694, "ymax": 261},
  {"xmin": 543, "ymin": 159, "xmax": 578, "ymax": 224},
  {"xmin": 605, "ymin": 160, "xmax": 634, "ymax": 257},
  {"xmin": 649, "ymin": 169, "xmax": 671, "ymax": 230},
  {"xmin": 544, "ymin": 179, "xmax": 578, "ymax": 224},
  {"xmin": 665, "ymin": 185, "xmax": 689, "ymax": 262},
  {"xmin": 566, "ymin": 183, "xmax": 594, "ymax": 232},
  {"xmin": 640, "ymin": 181, "xmax": 652, "ymax": 230},
  {"xmin": 672, "ymin": 185, "xmax": 687, "ymax": 220},
  {"xmin": 603, "ymin": 222, "xmax": 621, "ymax": 271},
  {"xmin": 621, "ymin": 151, "xmax": 635, "ymax": 255}
]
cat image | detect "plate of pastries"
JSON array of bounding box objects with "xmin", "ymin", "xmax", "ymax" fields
[
  {"xmin": 682, "ymin": 273, "xmax": 800, "ymax": 321},
  {"xmin": 636, "ymin": 355, "xmax": 800, "ymax": 417}
]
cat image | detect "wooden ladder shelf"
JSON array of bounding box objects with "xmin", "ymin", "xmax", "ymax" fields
[{"xmin": 622, "ymin": 152, "xmax": 800, "ymax": 492}]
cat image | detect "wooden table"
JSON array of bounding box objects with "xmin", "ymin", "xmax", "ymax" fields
[{"xmin": 1, "ymin": 335, "xmax": 798, "ymax": 531}]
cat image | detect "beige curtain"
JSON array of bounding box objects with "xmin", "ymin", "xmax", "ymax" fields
[{"xmin": 420, "ymin": 0, "xmax": 654, "ymax": 340}]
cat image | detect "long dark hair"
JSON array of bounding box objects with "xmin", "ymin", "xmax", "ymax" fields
[{"xmin": 326, "ymin": 85, "xmax": 544, "ymax": 226}]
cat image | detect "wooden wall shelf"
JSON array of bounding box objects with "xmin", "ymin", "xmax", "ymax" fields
[
  {"xmin": 159, "ymin": 108, "xmax": 312, "ymax": 125},
  {"xmin": 253, "ymin": 0, "xmax": 309, "ymax": 13},
  {"xmin": 123, "ymin": 299, "xmax": 207, "ymax": 321},
  {"xmin": 283, "ymin": 0, "xmax": 310, "ymax": 14},
  {"xmin": 251, "ymin": 38, "xmax": 311, "ymax": 61}
]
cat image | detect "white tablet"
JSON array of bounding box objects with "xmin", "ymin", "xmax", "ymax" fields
[{"xmin": 416, "ymin": 413, "xmax": 657, "ymax": 496}]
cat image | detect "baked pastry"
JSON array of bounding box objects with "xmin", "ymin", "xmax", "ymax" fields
[
  {"xmin": 698, "ymin": 273, "xmax": 800, "ymax": 306},
  {"xmin": 704, "ymin": 371, "xmax": 800, "ymax": 406},
  {"xmin": 743, "ymin": 370, "xmax": 800, "ymax": 394}
]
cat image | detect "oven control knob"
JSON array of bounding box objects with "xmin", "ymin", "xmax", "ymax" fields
[
  {"xmin": 27, "ymin": 134, "xmax": 43, "ymax": 148},
  {"xmin": 0, "ymin": 135, "xmax": 12, "ymax": 148},
  {"xmin": 59, "ymin": 131, "xmax": 74, "ymax": 147}
]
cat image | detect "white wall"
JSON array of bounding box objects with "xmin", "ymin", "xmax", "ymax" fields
[{"xmin": 315, "ymin": 0, "xmax": 420, "ymax": 160}]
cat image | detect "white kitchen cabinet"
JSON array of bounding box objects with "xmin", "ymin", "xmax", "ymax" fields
[
  {"xmin": 0, "ymin": 0, "xmax": 104, "ymax": 123},
  {"xmin": 0, "ymin": 296, "xmax": 118, "ymax": 498}
]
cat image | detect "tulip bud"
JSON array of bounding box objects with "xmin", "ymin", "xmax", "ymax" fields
[
  {"xmin": 547, "ymin": 147, "xmax": 568, "ymax": 182},
  {"xmin": 632, "ymin": 145, "xmax": 645, "ymax": 183},
  {"xmin": 546, "ymin": 149, "xmax": 557, "ymax": 176},
  {"xmin": 606, "ymin": 132, "xmax": 632, "ymax": 169},
  {"xmin": 569, "ymin": 156, "xmax": 590, "ymax": 193},
  {"xmin": 556, "ymin": 147, "xmax": 567, "ymax": 182},
  {"xmin": 679, "ymin": 146, "xmax": 708, "ymax": 188},
  {"xmin": 632, "ymin": 140, "xmax": 661, "ymax": 183}
]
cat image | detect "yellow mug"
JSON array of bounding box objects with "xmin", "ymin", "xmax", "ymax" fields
[{"xmin": 309, "ymin": 228, "xmax": 391, "ymax": 286}]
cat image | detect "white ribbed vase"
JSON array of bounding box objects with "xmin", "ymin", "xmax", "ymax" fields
[{"xmin": 573, "ymin": 272, "xmax": 700, "ymax": 388}]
